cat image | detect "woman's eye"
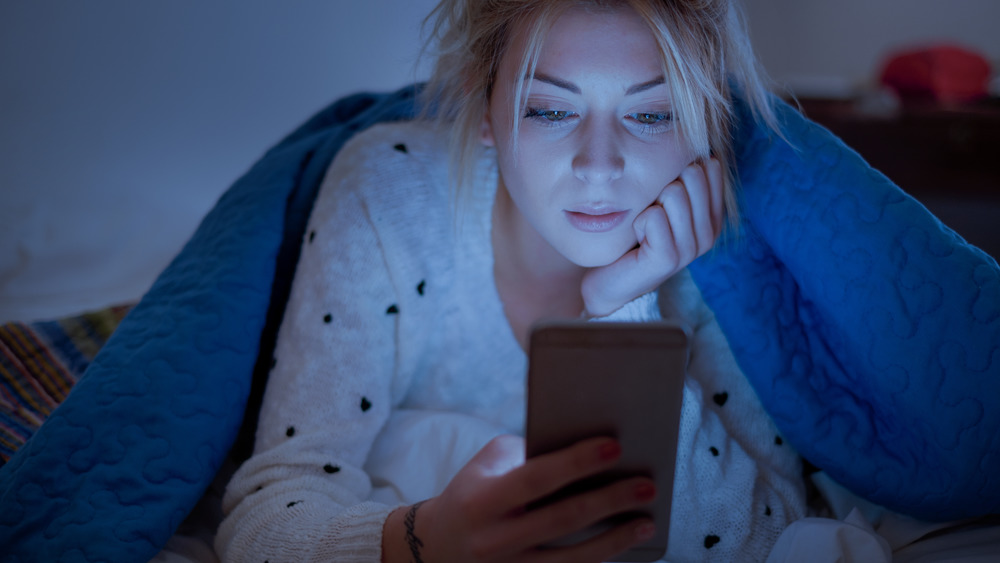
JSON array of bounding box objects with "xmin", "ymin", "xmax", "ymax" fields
[
  {"xmin": 629, "ymin": 112, "xmax": 672, "ymax": 125},
  {"xmin": 524, "ymin": 108, "xmax": 573, "ymax": 122}
]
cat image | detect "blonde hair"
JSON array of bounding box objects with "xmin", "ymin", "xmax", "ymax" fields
[{"xmin": 419, "ymin": 0, "xmax": 777, "ymax": 228}]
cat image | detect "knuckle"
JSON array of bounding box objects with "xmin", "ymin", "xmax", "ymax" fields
[
  {"xmin": 682, "ymin": 161, "xmax": 705, "ymax": 180},
  {"xmin": 676, "ymin": 188, "xmax": 694, "ymax": 207},
  {"xmin": 660, "ymin": 181, "xmax": 685, "ymax": 200},
  {"xmin": 648, "ymin": 205, "xmax": 669, "ymax": 226},
  {"xmin": 552, "ymin": 499, "xmax": 590, "ymax": 531},
  {"xmin": 519, "ymin": 466, "xmax": 552, "ymax": 498},
  {"xmin": 569, "ymin": 442, "xmax": 597, "ymax": 473}
]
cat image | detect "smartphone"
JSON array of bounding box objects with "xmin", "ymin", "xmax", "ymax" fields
[{"xmin": 525, "ymin": 320, "xmax": 688, "ymax": 563}]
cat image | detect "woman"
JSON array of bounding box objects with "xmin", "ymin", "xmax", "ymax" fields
[{"xmin": 216, "ymin": 1, "xmax": 804, "ymax": 561}]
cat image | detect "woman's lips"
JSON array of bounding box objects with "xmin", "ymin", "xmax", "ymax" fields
[{"xmin": 565, "ymin": 210, "xmax": 628, "ymax": 233}]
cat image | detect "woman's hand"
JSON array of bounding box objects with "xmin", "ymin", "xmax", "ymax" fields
[
  {"xmin": 581, "ymin": 158, "xmax": 724, "ymax": 318},
  {"xmin": 382, "ymin": 435, "xmax": 657, "ymax": 563}
]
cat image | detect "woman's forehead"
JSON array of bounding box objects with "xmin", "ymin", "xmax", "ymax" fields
[{"xmin": 500, "ymin": 5, "xmax": 664, "ymax": 93}]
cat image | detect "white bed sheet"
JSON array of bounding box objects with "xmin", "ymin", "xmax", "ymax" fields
[{"xmin": 0, "ymin": 187, "xmax": 210, "ymax": 323}]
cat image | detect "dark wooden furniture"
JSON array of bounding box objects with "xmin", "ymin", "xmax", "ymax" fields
[{"xmin": 795, "ymin": 96, "xmax": 1000, "ymax": 258}]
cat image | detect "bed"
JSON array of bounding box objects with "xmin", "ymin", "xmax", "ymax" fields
[{"xmin": 1, "ymin": 86, "xmax": 998, "ymax": 562}]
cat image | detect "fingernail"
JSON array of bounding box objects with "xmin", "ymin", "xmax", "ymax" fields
[
  {"xmin": 635, "ymin": 482, "xmax": 656, "ymax": 502},
  {"xmin": 598, "ymin": 441, "xmax": 621, "ymax": 461},
  {"xmin": 635, "ymin": 522, "xmax": 656, "ymax": 541}
]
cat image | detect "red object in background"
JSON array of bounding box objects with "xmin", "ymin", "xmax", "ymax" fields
[{"xmin": 880, "ymin": 44, "xmax": 991, "ymax": 104}]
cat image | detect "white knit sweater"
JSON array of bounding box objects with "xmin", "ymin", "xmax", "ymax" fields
[{"xmin": 215, "ymin": 121, "xmax": 806, "ymax": 563}]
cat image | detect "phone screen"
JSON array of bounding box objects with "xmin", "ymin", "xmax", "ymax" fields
[{"xmin": 526, "ymin": 321, "xmax": 687, "ymax": 562}]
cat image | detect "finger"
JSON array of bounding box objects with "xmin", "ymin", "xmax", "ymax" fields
[
  {"xmin": 497, "ymin": 476, "xmax": 656, "ymax": 551},
  {"xmin": 488, "ymin": 437, "xmax": 622, "ymax": 511},
  {"xmin": 679, "ymin": 162, "xmax": 716, "ymax": 256},
  {"xmin": 442, "ymin": 435, "xmax": 526, "ymax": 525},
  {"xmin": 583, "ymin": 205, "xmax": 673, "ymax": 316},
  {"xmin": 705, "ymin": 157, "xmax": 725, "ymax": 237},
  {"xmin": 523, "ymin": 516, "xmax": 656, "ymax": 563},
  {"xmin": 467, "ymin": 434, "xmax": 526, "ymax": 478},
  {"xmin": 581, "ymin": 205, "xmax": 678, "ymax": 318},
  {"xmin": 658, "ymin": 179, "xmax": 697, "ymax": 264},
  {"xmin": 632, "ymin": 201, "xmax": 678, "ymax": 270}
]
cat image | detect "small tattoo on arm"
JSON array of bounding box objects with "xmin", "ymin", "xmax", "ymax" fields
[{"xmin": 404, "ymin": 500, "xmax": 427, "ymax": 563}]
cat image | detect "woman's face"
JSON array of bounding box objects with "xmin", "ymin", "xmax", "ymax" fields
[{"xmin": 484, "ymin": 5, "xmax": 696, "ymax": 269}]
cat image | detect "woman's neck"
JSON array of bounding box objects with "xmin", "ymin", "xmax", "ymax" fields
[{"xmin": 491, "ymin": 181, "xmax": 585, "ymax": 350}]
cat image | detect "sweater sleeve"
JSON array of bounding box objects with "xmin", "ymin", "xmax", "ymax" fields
[
  {"xmin": 589, "ymin": 290, "xmax": 662, "ymax": 322},
  {"xmin": 215, "ymin": 131, "xmax": 407, "ymax": 563}
]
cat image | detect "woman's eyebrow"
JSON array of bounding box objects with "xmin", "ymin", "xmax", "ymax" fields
[
  {"xmin": 626, "ymin": 77, "xmax": 666, "ymax": 95},
  {"xmin": 529, "ymin": 73, "xmax": 580, "ymax": 94},
  {"xmin": 527, "ymin": 73, "xmax": 666, "ymax": 96}
]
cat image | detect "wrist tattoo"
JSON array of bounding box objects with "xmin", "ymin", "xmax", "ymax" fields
[{"xmin": 404, "ymin": 500, "xmax": 427, "ymax": 563}]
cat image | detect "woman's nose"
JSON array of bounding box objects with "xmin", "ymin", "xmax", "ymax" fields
[{"xmin": 571, "ymin": 122, "xmax": 625, "ymax": 185}]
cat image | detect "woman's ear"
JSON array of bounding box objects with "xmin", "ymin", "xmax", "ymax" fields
[{"xmin": 480, "ymin": 106, "xmax": 496, "ymax": 147}]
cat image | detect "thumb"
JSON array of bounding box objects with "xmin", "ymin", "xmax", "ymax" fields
[{"xmin": 469, "ymin": 435, "xmax": 525, "ymax": 477}]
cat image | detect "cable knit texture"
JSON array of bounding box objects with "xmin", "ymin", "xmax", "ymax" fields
[{"xmin": 215, "ymin": 121, "xmax": 806, "ymax": 562}]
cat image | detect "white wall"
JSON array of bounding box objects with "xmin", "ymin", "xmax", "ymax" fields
[
  {"xmin": 1, "ymin": 1, "xmax": 995, "ymax": 322},
  {"xmin": 0, "ymin": 1, "xmax": 437, "ymax": 322}
]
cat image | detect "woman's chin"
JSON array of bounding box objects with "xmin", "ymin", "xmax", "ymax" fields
[{"xmin": 563, "ymin": 242, "xmax": 635, "ymax": 269}]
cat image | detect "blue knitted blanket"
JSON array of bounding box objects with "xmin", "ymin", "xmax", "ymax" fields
[{"xmin": 1, "ymin": 86, "xmax": 996, "ymax": 561}]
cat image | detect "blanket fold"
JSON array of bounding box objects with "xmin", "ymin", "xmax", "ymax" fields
[
  {"xmin": 0, "ymin": 88, "xmax": 416, "ymax": 562},
  {"xmin": 688, "ymin": 98, "xmax": 1000, "ymax": 521},
  {"xmin": 0, "ymin": 86, "xmax": 996, "ymax": 561}
]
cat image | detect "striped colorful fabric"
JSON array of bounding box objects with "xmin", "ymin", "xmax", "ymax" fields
[{"xmin": 0, "ymin": 304, "xmax": 132, "ymax": 464}]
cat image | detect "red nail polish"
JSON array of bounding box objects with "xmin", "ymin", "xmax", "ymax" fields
[
  {"xmin": 636, "ymin": 522, "xmax": 656, "ymax": 541},
  {"xmin": 598, "ymin": 441, "xmax": 621, "ymax": 461},
  {"xmin": 635, "ymin": 483, "xmax": 656, "ymax": 501}
]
